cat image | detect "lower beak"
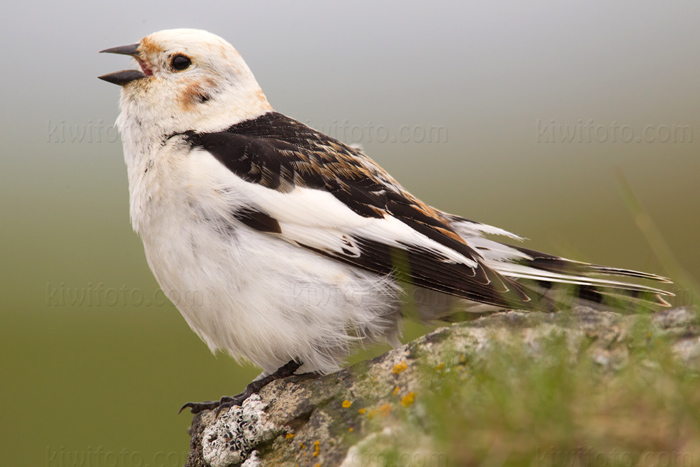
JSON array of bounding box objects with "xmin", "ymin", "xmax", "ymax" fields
[
  {"xmin": 98, "ymin": 43, "xmax": 146, "ymax": 86},
  {"xmin": 98, "ymin": 69, "xmax": 147, "ymax": 86}
]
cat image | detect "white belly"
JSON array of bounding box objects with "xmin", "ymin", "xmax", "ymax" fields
[
  {"xmin": 123, "ymin": 138, "xmax": 403, "ymax": 373},
  {"xmin": 136, "ymin": 181, "xmax": 401, "ymax": 374}
]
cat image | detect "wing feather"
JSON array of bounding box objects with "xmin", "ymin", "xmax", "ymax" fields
[
  {"xmin": 180, "ymin": 112, "xmax": 670, "ymax": 310},
  {"xmin": 181, "ymin": 112, "xmax": 534, "ymax": 308}
]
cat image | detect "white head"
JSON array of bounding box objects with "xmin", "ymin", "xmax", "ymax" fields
[{"xmin": 100, "ymin": 29, "xmax": 272, "ymax": 136}]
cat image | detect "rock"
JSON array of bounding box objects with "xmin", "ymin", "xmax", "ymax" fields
[
  {"xmin": 198, "ymin": 395, "xmax": 278, "ymax": 467},
  {"xmin": 184, "ymin": 306, "xmax": 700, "ymax": 467}
]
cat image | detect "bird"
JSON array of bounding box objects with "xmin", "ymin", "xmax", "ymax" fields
[{"xmin": 99, "ymin": 28, "xmax": 672, "ymax": 414}]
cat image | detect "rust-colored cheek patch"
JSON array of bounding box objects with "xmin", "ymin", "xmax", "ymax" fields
[{"xmin": 179, "ymin": 77, "xmax": 216, "ymax": 111}]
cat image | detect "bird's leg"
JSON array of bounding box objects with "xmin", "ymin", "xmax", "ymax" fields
[{"xmin": 179, "ymin": 360, "xmax": 302, "ymax": 416}]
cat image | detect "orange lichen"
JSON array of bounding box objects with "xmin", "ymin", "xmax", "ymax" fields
[
  {"xmin": 312, "ymin": 440, "xmax": 320, "ymax": 457},
  {"xmin": 342, "ymin": 399, "xmax": 352, "ymax": 408},
  {"xmin": 358, "ymin": 408, "xmax": 366, "ymax": 415},
  {"xmin": 286, "ymin": 433, "xmax": 295, "ymax": 439},
  {"xmin": 392, "ymin": 361, "xmax": 408, "ymax": 374},
  {"xmin": 392, "ymin": 386, "xmax": 400, "ymax": 396},
  {"xmin": 401, "ymin": 392, "xmax": 416, "ymax": 407},
  {"xmin": 379, "ymin": 404, "xmax": 392, "ymax": 417}
]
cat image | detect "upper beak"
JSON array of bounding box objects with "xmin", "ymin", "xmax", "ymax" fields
[{"xmin": 98, "ymin": 43, "xmax": 147, "ymax": 86}]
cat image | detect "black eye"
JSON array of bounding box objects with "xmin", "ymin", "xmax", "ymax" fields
[{"xmin": 170, "ymin": 54, "xmax": 192, "ymax": 71}]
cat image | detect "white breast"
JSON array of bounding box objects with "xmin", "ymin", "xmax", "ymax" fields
[{"xmin": 125, "ymin": 138, "xmax": 402, "ymax": 374}]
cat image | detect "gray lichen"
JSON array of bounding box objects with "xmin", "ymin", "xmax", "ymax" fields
[{"xmin": 199, "ymin": 395, "xmax": 278, "ymax": 467}]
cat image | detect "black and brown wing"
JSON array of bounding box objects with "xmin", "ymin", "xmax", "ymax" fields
[{"xmin": 182, "ymin": 112, "xmax": 535, "ymax": 309}]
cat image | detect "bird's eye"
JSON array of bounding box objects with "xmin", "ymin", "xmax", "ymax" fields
[{"xmin": 170, "ymin": 54, "xmax": 192, "ymax": 71}]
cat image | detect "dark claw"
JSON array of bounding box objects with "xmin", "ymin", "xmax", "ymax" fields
[
  {"xmin": 178, "ymin": 359, "xmax": 303, "ymax": 416},
  {"xmin": 179, "ymin": 399, "xmax": 224, "ymax": 415},
  {"xmin": 179, "ymin": 393, "xmax": 248, "ymax": 416},
  {"xmin": 215, "ymin": 395, "xmax": 246, "ymax": 417}
]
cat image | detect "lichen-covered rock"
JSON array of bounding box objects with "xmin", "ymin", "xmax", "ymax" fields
[
  {"xmin": 184, "ymin": 306, "xmax": 700, "ymax": 467},
  {"xmin": 198, "ymin": 395, "xmax": 278, "ymax": 467}
]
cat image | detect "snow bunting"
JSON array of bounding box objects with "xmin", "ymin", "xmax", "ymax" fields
[{"xmin": 99, "ymin": 29, "xmax": 672, "ymax": 412}]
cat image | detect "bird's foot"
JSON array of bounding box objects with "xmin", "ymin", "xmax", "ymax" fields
[
  {"xmin": 179, "ymin": 359, "xmax": 302, "ymax": 416},
  {"xmin": 178, "ymin": 394, "xmax": 243, "ymax": 415}
]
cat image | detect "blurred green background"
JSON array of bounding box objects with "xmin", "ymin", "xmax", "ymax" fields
[{"xmin": 1, "ymin": 1, "xmax": 698, "ymax": 466}]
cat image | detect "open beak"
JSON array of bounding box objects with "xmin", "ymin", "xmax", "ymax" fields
[{"xmin": 98, "ymin": 43, "xmax": 147, "ymax": 86}]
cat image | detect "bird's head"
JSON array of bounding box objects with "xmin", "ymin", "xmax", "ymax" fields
[{"xmin": 100, "ymin": 29, "xmax": 272, "ymax": 135}]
